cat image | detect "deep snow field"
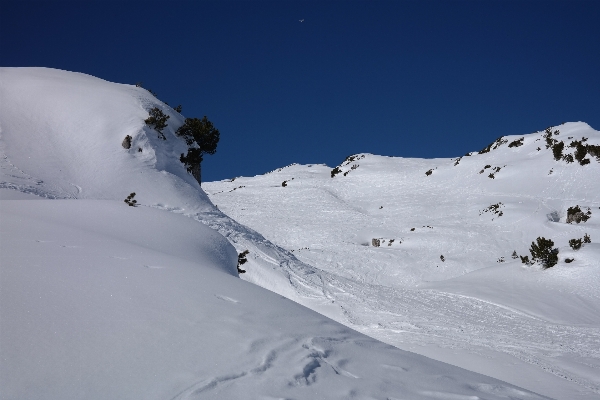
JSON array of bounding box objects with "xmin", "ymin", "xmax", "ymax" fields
[{"xmin": 0, "ymin": 67, "xmax": 597, "ymax": 399}]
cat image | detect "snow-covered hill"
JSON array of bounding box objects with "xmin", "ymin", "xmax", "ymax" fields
[
  {"xmin": 204, "ymin": 123, "xmax": 600, "ymax": 398},
  {"xmin": 0, "ymin": 67, "xmax": 553, "ymax": 399}
]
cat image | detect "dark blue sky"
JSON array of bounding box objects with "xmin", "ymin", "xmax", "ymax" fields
[{"xmin": 2, "ymin": 0, "xmax": 599, "ymax": 182}]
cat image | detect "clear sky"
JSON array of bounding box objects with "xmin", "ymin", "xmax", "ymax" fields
[{"xmin": 1, "ymin": 0, "xmax": 599, "ymax": 182}]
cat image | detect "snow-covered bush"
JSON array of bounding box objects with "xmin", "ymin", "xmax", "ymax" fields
[
  {"xmin": 331, "ymin": 166, "xmax": 342, "ymax": 178},
  {"xmin": 569, "ymin": 238, "xmax": 582, "ymax": 250},
  {"xmin": 566, "ymin": 205, "xmax": 591, "ymax": 224}
]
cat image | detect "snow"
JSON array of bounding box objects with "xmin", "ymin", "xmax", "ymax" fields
[
  {"xmin": 204, "ymin": 126, "xmax": 600, "ymax": 398},
  {"xmin": 0, "ymin": 66, "xmax": 591, "ymax": 399}
]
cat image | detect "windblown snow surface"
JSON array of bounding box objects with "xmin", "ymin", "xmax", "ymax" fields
[{"xmin": 0, "ymin": 68, "xmax": 592, "ymax": 400}]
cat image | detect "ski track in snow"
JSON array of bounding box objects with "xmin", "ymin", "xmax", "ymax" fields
[
  {"xmin": 201, "ymin": 138, "xmax": 600, "ymax": 398},
  {"xmin": 193, "ymin": 205, "xmax": 600, "ymax": 396}
]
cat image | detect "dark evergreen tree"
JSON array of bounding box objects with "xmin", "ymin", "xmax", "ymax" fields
[
  {"xmin": 175, "ymin": 116, "xmax": 220, "ymax": 185},
  {"xmin": 529, "ymin": 237, "xmax": 558, "ymax": 269},
  {"xmin": 124, "ymin": 192, "xmax": 137, "ymax": 207},
  {"xmin": 237, "ymin": 250, "xmax": 249, "ymax": 274},
  {"xmin": 551, "ymin": 141, "xmax": 564, "ymax": 161},
  {"xmin": 569, "ymin": 238, "xmax": 582, "ymax": 250},
  {"xmin": 145, "ymin": 107, "xmax": 170, "ymax": 140}
]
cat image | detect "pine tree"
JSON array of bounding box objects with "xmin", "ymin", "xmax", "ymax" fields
[
  {"xmin": 145, "ymin": 107, "xmax": 170, "ymax": 140},
  {"xmin": 176, "ymin": 116, "xmax": 220, "ymax": 185},
  {"xmin": 529, "ymin": 237, "xmax": 558, "ymax": 269}
]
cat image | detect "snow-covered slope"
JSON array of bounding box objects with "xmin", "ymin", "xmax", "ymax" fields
[
  {"xmin": 0, "ymin": 67, "xmax": 208, "ymax": 212},
  {"xmin": 204, "ymin": 123, "xmax": 600, "ymax": 398},
  {"xmin": 0, "ymin": 67, "xmax": 552, "ymax": 399},
  {"xmin": 3, "ymin": 197, "xmax": 553, "ymax": 400}
]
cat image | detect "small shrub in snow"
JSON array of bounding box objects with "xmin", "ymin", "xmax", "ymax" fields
[
  {"xmin": 511, "ymin": 250, "xmax": 518, "ymax": 259},
  {"xmin": 174, "ymin": 105, "xmax": 182, "ymax": 113},
  {"xmin": 237, "ymin": 250, "xmax": 249, "ymax": 274},
  {"xmin": 342, "ymin": 164, "xmax": 359, "ymax": 177},
  {"xmin": 138, "ymin": 147, "xmax": 143, "ymax": 152},
  {"xmin": 569, "ymin": 238, "xmax": 582, "ymax": 250},
  {"xmin": 520, "ymin": 255, "xmax": 532, "ymax": 265},
  {"xmin": 574, "ymin": 142, "xmax": 589, "ymax": 165},
  {"xmin": 124, "ymin": 192, "xmax": 137, "ymax": 207},
  {"xmin": 508, "ymin": 138, "xmax": 524, "ymax": 148},
  {"xmin": 566, "ymin": 205, "xmax": 591, "ymax": 224},
  {"xmin": 497, "ymin": 257, "xmax": 505, "ymax": 263},
  {"xmin": 565, "ymin": 258, "xmax": 574, "ymax": 263},
  {"xmin": 478, "ymin": 137, "xmax": 507, "ymax": 154},
  {"xmin": 543, "ymin": 127, "xmax": 559, "ymax": 149},
  {"xmin": 145, "ymin": 107, "xmax": 170, "ymax": 140},
  {"xmin": 479, "ymin": 202, "xmax": 503, "ymax": 218},
  {"xmin": 551, "ymin": 141, "xmax": 564, "ymax": 161},
  {"xmin": 410, "ymin": 228, "xmax": 415, "ymax": 231},
  {"xmin": 331, "ymin": 167, "xmax": 342, "ymax": 178},
  {"xmin": 122, "ymin": 135, "xmax": 132, "ymax": 149},
  {"xmin": 529, "ymin": 237, "xmax": 558, "ymax": 269},
  {"xmin": 425, "ymin": 169, "xmax": 433, "ymax": 176},
  {"xmin": 440, "ymin": 255, "xmax": 445, "ymax": 262},
  {"xmin": 587, "ymin": 144, "xmax": 600, "ymax": 160},
  {"xmin": 583, "ymin": 233, "xmax": 591, "ymax": 244},
  {"xmin": 562, "ymin": 153, "xmax": 574, "ymax": 163},
  {"xmin": 488, "ymin": 173, "xmax": 495, "ymax": 179},
  {"xmin": 372, "ymin": 238, "xmax": 381, "ymax": 247}
]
